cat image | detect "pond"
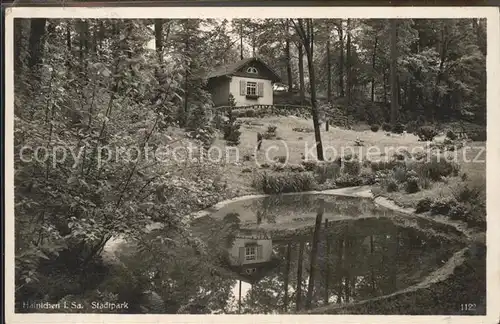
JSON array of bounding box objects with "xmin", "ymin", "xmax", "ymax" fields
[{"xmin": 121, "ymin": 194, "xmax": 467, "ymax": 314}]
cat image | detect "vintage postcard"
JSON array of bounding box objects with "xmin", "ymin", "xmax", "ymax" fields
[{"xmin": 4, "ymin": 5, "xmax": 500, "ymax": 324}]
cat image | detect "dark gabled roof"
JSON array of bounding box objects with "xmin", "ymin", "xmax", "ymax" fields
[{"xmin": 206, "ymin": 57, "xmax": 282, "ymax": 82}]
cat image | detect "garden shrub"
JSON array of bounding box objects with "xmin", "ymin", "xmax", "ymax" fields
[
  {"xmin": 430, "ymin": 197, "xmax": 458, "ymax": 215},
  {"xmin": 392, "ymin": 123, "xmax": 405, "ymax": 134},
  {"xmin": 382, "ymin": 123, "xmax": 392, "ymax": 132},
  {"xmin": 223, "ymin": 108, "xmax": 241, "ymax": 146},
  {"xmin": 335, "ymin": 174, "xmax": 363, "ymax": 188},
  {"xmin": 370, "ymin": 125, "xmax": 380, "ymax": 132},
  {"xmin": 286, "ymin": 164, "xmax": 306, "ymax": 173},
  {"xmin": 370, "ymin": 159, "xmax": 404, "ymax": 172},
  {"xmin": 446, "ymin": 130, "xmax": 457, "ymax": 140},
  {"xmin": 411, "ymin": 156, "xmax": 460, "ymax": 181},
  {"xmin": 415, "ymin": 197, "xmax": 433, "ymax": 213},
  {"xmin": 417, "ymin": 126, "xmax": 438, "ymax": 141},
  {"xmin": 302, "ymin": 160, "xmax": 319, "ymax": 171},
  {"xmin": 385, "ymin": 179, "xmax": 399, "ymax": 192},
  {"xmin": 315, "ymin": 162, "xmax": 341, "ymax": 184},
  {"xmin": 392, "ymin": 166, "xmax": 407, "ymax": 183},
  {"xmin": 343, "ymin": 159, "xmax": 361, "ymax": 176},
  {"xmin": 448, "ymin": 202, "xmax": 470, "ymax": 221},
  {"xmin": 267, "ymin": 125, "xmax": 277, "ymax": 134},
  {"xmin": 245, "ymin": 109, "xmax": 256, "ymax": 117},
  {"xmin": 406, "ymin": 120, "xmax": 419, "ymax": 134},
  {"xmin": 405, "ymin": 176, "xmax": 420, "ymax": 193},
  {"xmin": 360, "ymin": 169, "xmax": 376, "ymax": 185},
  {"xmin": 451, "ymin": 181, "xmax": 486, "ymax": 206},
  {"xmin": 252, "ymin": 172, "xmax": 316, "ymax": 194}
]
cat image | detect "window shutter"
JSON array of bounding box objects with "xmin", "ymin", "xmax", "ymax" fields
[
  {"xmin": 257, "ymin": 245, "xmax": 263, "ymax": 260},
  {"xmin": 257, "ymin": 82, "xmax": 264, "ymax": 97},
  {"xmin": 239, "ymin": 247, "xmax": 245, "ymax": 263},
  {"xmin": 240, "ymin": 80, "xmax": 246, "ymax": 96}
]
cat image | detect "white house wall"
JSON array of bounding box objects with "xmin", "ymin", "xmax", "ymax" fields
[
  {"xmin": 228, "ymin": 238, "xmax": 273, "ymax": 266},
  {"xmin": 229, "ymin": 76, "xmax": 274, "ymax": 106}
]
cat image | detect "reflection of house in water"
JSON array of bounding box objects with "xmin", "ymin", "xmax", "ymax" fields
[{"xmin": 225, "ymin": 230, "xmax": 280, "ymax": 285}]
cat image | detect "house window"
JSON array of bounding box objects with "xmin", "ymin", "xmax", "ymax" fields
[
  {"xmin": 245, "ymin": 246, "xmax": 256, "ymax": 261},
  {"xmin": 246, "ymin": 81, "xmax": 257, "ymax": 96},
  {"xmin": 246, "ymin": 67, "xmax": 258, "ymax": 74}
]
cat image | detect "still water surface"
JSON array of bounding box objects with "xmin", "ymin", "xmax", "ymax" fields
[{"xmin": 178, "ymin": 194, "xmax": 465, "ymax": 314}]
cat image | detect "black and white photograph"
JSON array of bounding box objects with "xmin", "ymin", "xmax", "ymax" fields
[{"xmin": 4, "ymin": 5, "xmax": 500, "ymax": 323}]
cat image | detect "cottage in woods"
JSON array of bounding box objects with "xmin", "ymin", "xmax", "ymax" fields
[
  {"xmin": 206, "ymin": 57, "xmax": 282, "ymax": 107},
  {"xmin": 226, "ymin": 233, "xmax": 280, "ymax": 284}
]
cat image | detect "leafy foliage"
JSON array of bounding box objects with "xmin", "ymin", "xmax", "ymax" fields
[
  {"xmin": 223, "ymin": 94, "xmax": 242, "ymax": 146},
  {"xmin": 252, "ymin": 172, "xmax": 316, "ymax": 194},
  {"xmin": 14, "ymin": 18, "xmax": 233, "ymax": 310},
  {"xmin": 416, "ymin": 126, "xmax": 439, "ymax": 141}
]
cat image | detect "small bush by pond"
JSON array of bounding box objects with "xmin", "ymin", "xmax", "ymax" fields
[
  {"xmin": 415, "ymin": 197, "xmax": 433, "ymax": 213},
  {"xmin": 410, "ymin": 156, "xmax": 460, "ymax": 181},
  {"xmin": 252, "ymin": 172, "xmax": 316, "ymax": 194},
  {"xmin": 335, "ymin": 174, "xmax": 363, "ymax": 188}
]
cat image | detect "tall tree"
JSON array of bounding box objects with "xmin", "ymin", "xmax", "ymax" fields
[
  {"xmin": 326, "ymin": 26, "xmax": 332, "ymax": 103},
  {"xmin": 390, "ymin": 19, "xmax": 399, "ymax": 126},
  {"xmin": 346, "ymin": 19, "xmax": 353, "ymax": 106},
  {"xmin": 28, "ymin": 18, "xmax": 47, "ymax": 70},
  {"xmin": 297, "ymin": 43, "xmax": 306, "ymax": 104},
  {"xmin": 335, "ymin": 20, "xmax": 345, "ymax": 97},
  {"xmin": 293, "ymin": 18, "xmax": 324, "ymax": 161}
]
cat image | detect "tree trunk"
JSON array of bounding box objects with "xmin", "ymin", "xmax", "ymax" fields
[
  {"xmin": 432, "ymin": 23, "xmax": 448, "ymax": 121},
  {"xmin": 305, "ymin": 199, "xmax": 325, "ymax": 309},
  {"xmin": 14, "ymin": 19, "xmax": 26, "ymax": 76},
  {"xmin": 252, "ymin": 25, "xmax": 256, "ymax": 57},
  {"xmin": 303, "ymin": 19, "xmax": 324, "ymax": 161},
  {"xmin": 371, "ymin": 36, "xmax": 378, "ymax": 102},
  {"xmin": 326, "ymin": 34, "xmax": 332, "ymax": 103},
  {"xmin": 183, "ymin": 22, "xmax": 190, "ymax": 125},
  {"xmin": 286, "ymin": 42, "xmax": 293, "ymax": 92},
  {"xmin": 296, "ymin": 240, "xmax": 305, "ymax": 311},
  {"xmin": 238, "ymin": 280, "xmax": 242, "ymax": 313},
  {"xmin": 240, "ymin": 22, "xmax": 244, "ymax": 60},
  {"xmin": 155, "ymin": 19, "xmax": 164, "ymax": 62},
  {"xmin": 28, "ymin": 18, "xmax": 47, "ymax": 69},
  {"xmin": 390, "ymin": 19, "xmax": 399, "ymax": 126},
  {"xmin": 298, "ymin": 43, "xmax": 305, "ymax": 105},
  {"xmin": 338, "ymin": 21, "xmax": 345, "ymax": 97},
  {"xmin": 346, "ymin": 19, "xmax": 353, "ymax": 107},
  {"xmin": 283, "ymin": 243, "xmax": 291, "ymax": 311},
  {"xmin": 383, "ymin": 67, "xmax": 388, "ymax": 105}
]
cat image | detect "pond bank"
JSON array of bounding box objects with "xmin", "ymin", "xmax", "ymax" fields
[{"xmin": 101, "ymin": 185, "xmax": 485, "ymax": 315}]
